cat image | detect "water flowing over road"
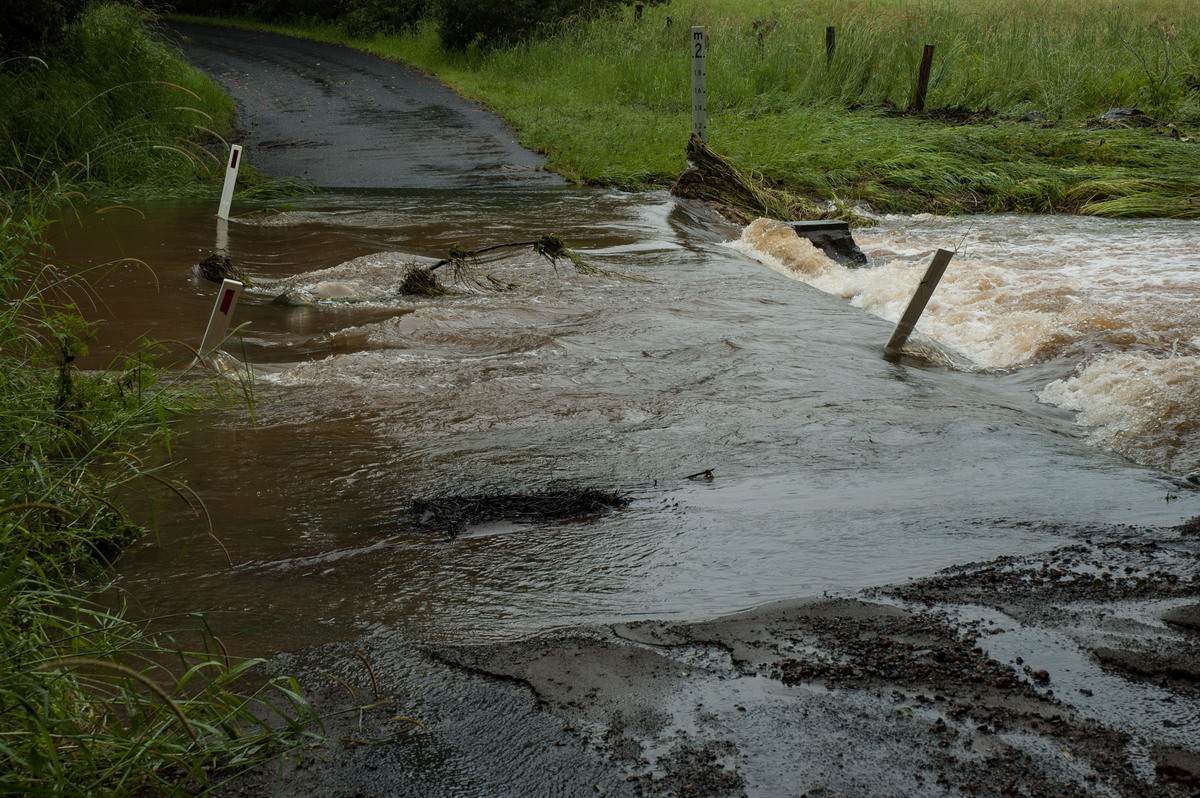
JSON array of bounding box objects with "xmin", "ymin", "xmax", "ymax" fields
[{"xmin": 48, "ymin": 23, "xmax": 1200, "ymax": 795}]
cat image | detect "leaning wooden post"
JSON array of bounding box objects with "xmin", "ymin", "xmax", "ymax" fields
[
  {"xmin": 909, "ymin": 44, "xmax": 936, "ymax": 112},
  {"xmin": 884, "ymin": 248, "xmax": 954, "ymax": 356},
  {"xmin": 691, "ymin": 26, "xmax": 707, "ymax": 141},
  {"xmin": 825, "ymin": 26, "xmax": 836, "ymax": 66}
]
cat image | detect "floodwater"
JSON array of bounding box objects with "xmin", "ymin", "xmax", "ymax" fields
[{"xmin": 51, "ymin": 189, "xmax": 1200, "ymax": 655}]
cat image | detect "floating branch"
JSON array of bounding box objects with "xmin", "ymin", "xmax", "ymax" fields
[{"xmin": 398, "ymin": 234, "xmax": 634, "ymax": 295}]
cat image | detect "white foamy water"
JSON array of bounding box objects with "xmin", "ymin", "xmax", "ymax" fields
[
  {"xmin": 261, "ymin": 251, "xmax": 434, "ymax": 303},
  {"xmin": 730, "ymin": 216, "xmax": 1200, "ymax": 474}
]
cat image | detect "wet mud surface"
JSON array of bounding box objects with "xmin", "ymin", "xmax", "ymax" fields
[
  {"xmin": 166, "ymin": 22, "xmax": 562, "ymax": 189},
  {"xmin": 223, "ymin": 519, "xmax": 1200, "ymax": 797}
]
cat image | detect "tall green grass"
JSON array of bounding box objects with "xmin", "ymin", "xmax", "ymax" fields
[
  {"xmin": 0, "ymin": 193, "xmax": 325, "ymax": 794},
  {"xmin": 0, "ymin": 6, "xmax": 328, "ymax": 793},
  {"xmin": 1, "ymin": 2, "xmax": 236, "ymax": 198},
  {"xmin": 236, "ymin": 0, "xmax": 1200, "ymax": 215}
]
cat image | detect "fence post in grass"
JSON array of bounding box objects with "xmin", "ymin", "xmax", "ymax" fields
[
  {"xmin": 884, "ymin": 248, "xmax": 954, "ymax": 357},
  {"xmin": 909, "ymin": 44, "xmax": 936, "ymax": 112},
  {"xmin": 199, "ymin": 278, "xmax": 244, "ymax": 360},
  {"xmin": 825, "ymin": 26, "xmax": 836, "ymax": 66},
  {"xmin": 217, "ymin": 144, "xmax": 243, "ymax": 220},
  {"xmin": 691, "ymin": 26, "xmax": 707, "ymax": 141}
]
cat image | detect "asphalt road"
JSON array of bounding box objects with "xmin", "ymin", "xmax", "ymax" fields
[{"xmin": 166, "ymin": 22, "xmax": 564, "ymax": 189}]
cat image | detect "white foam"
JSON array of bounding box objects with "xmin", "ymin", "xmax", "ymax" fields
[
  {"xmin": 1039, "ymin": 352, "xmax": 1200, "ymax": 473},
  {"xmin": 729, "ymin": 215, "xmax": 1200, "ymax": 472},
  {"xmin": 727, "ymin": 218, "xmax": 1069, "ymax": 370},
  {"xmin": 268, "ymin": 251, "xmax": 434, "ymax": 301}
]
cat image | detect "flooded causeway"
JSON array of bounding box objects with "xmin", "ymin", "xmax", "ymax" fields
[{"xmin": 50, "ymin": 188, "xmax": 1200, "ymax": 654}]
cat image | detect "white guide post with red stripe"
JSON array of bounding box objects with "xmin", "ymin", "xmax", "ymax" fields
[
  {"xmin": 217, "ymin": 144, "xmax": 243, "ymax": 220},
  {"xmin": 199, "ymin": 278, "xmax": 244, "ymax": 358}
]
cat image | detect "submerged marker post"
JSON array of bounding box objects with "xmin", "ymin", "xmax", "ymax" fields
[
  {"xmin": 198, "ymin": 278, "xmax": 244, "ymax": 360},
  {"xmin": 691, "ymin": 26, "xmax": 707, "ymax": 141},
  {"xmin": 217, "ymin": 144, "xmax": 243, "ymax": 220},
  {"xmin": 885, "ymin": 248, "xmax": 954, "ymax": 357},
  {"xmin": 216, "ymin": 217, "xmax": 229, "ymax": 254}
]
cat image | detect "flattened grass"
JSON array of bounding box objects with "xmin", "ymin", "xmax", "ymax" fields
[{"xmin": 263, "ymin": 0, "xmax": 1200, "ymax": 216}]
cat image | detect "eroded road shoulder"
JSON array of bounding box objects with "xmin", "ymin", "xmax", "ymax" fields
[
  {"xmin": 223, "ymin": 522, "xmax": 1200, "ymax": 797},
  {"xmin": 167, "ymin": 22, "xmax": 564, "ymax": 190}
]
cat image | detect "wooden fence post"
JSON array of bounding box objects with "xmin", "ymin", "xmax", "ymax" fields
[
  {"xmin": 909, "ymin": 44, "xmax": 936, "ymax": 112},
  {"xmin": 884, "ymin": 248, "xmax": 954, "ymax": 356},
  {"xmin": 825, "ymin": 26, "xmax": 836, "ymax": 66}
]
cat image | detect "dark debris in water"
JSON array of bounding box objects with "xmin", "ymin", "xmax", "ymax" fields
[
  {"xmin": 399, "ymin": 265, "xmax": 454, "ymax": 296},
  {"xmin": 193, "ymin": 252, "xmax": 253, "ymax": 286},
  {"xmin": 409, "ymin": 488, "xmax": 631, "ymax": 539}
]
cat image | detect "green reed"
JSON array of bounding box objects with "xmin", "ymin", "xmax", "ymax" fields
[
  {"xmin": 313, "ymin": 0, "xmax": 1200, "ymax": 215},
  {"xmin": 0, "ymin": 189, "xmax": 326, "ymax": 793},
  {"xmin": 1, "ymin": 3, "xmax": 236, "ymax": 198},
  {"xmin": 0, "ymin": 6, "xmax": 328, "ymax": 791}
]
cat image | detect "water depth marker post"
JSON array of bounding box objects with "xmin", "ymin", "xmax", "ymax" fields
[
  {"xmin": 884, "ymin": 248, "xmax": 955, "ymax": 357},
  {"xmin": 198, "ymin": 278, "xmax": 245, "ymax": 361},
  {"xmin": 691, "ymin": 27, "xmax": 707, "ymax": 141}
]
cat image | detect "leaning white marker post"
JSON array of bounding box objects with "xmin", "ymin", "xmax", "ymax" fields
[
  {"xmin": 217, "ymin": 144, "xmax": 243, "ymax": 220},
  {"xmin": 198, "ymin": 278, "xmax": 244, "ymax": 359},
  {"xmin": 691, "ymin": 27, "xmax": 707, "ymax": 141},
  {"xmin": 884, "ymin": 248, "xmax": 955, "ymax": 356}
]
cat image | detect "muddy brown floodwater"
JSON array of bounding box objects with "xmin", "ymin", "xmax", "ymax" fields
[
  {"xmin": 55, "ymin": 190, "xmax": 1200, "ymax": 796},
  {"xmin": 46, "ymin": 23, "xmax": 1200, "ymax": 796}
]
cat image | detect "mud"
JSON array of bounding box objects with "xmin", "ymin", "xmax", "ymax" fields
[{"xmin": 222, "ymin": 520, "xmax": 1200, "ymax": 797}]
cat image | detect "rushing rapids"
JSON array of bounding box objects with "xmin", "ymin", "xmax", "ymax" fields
[{"xmin": 731, "ymin": 214, "xmax": 1200, "ymax": 476}]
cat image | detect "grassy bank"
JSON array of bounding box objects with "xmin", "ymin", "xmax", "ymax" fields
[
  {"xmin": 176, "ymin": 0, "xmax": 1200, "ymax": 216},
  {"xmin": 1, "ymin": 5, "xmax": 319, "ymax": 793},
  {"xmin": 1, "ymin": 2, "xmax": 235, "ymax": 199}
]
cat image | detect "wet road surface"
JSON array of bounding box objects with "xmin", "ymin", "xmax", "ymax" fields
[{"xmin": 167, "ymin": 21, "xmax": 563, "ymax": 189}]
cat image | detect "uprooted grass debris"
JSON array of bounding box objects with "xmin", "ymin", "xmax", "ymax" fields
[
  {"xmin": 409, "ymin": 488, "xmax": 632, "ymax": 538},
  {"xmin": 398, "ymin": 234, "xmax": 629, "ymax": 295},
  {"xmin": 399, "ymin": 264, "xmax": 455, "ymax": 296},
  {"xmin": 672, "ymin": 135, "xmax": 867, "ymax": 226}
]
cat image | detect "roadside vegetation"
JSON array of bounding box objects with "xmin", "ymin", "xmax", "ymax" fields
[
  {"xmin": 1, "ymin": 3, "xmax": 319, "ymax": 793},
  {"xmin": 2, "ymin": 2, "xmax": 235, "ymax": 197},
  {"xmin": 170, "ymin": 0, "xmax": 1200, "ymax": 217}
]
